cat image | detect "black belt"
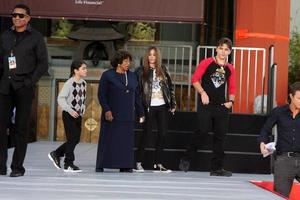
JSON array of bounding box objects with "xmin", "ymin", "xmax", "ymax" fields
[{"xmin": 279, "ymin": 152, "xmax": 300, "ymax": 157}]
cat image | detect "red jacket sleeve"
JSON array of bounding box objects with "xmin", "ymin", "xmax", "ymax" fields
[
  {"xmin": 227, "ymin": 63, "xmax": 236, "ymax": 95},
  {"xmin": 191, "ymin": 57, "xmax": 213, "ymax": 84}
]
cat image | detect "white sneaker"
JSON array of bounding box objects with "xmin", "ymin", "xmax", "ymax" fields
[
  {"xmin": 153, "ymin": 164, "xmax": 172, "ymax": 173},
  {"xmin": 133, "ymin": 162, "xmax": 144, "ymax": 173}
]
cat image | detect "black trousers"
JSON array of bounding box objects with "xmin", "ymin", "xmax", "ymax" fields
[
  {"xmin": 136, "ymin": 105, "xmax": 168, "ymax": 164},
  {"xmin": 55, "ymin": 111, "xmax": 82, "ymax": 165},
  {"xmin": 185, "ymin": 104, "xmax": 229, "ymax": 171},
  {"xmin": 273, "ymin": 155, "xmax": 300, "ymax": 198},
  {"xmin": 0, "ymin": 86, "xmax": 34, "ymax": 174}
]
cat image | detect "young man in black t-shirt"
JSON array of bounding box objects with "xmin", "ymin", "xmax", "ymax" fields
[{"xmin": 179, "ymin": 37, "xmax": 236, "ymax": 176}]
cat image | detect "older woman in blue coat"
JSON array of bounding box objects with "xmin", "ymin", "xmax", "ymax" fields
[{"xmin": 96, "ymin": 50, "xmax": 144, "ymax": 172}]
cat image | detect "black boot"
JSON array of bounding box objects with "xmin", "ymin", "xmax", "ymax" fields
[
  {"xmin": 178, "ymin": 157, "xmax": 190, "ymax": 172},
  {"xmin": 119, "ymin": 168, "xmax": 133, "ymax": 173}
]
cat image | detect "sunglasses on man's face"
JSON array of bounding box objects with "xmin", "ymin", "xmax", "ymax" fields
[{"xmin": 11, "ymin": 13, "xmax": 28, "ymax": 19}]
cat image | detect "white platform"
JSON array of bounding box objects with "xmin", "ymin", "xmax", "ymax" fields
[{"xmin": 0, "ymin": 141, "xmax": 283, "ymax": 200}]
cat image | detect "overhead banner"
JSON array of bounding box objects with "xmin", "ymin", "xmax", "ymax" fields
[{"xmin": 0, "ymin": 0, "xmax": 204, "ymax": 22}]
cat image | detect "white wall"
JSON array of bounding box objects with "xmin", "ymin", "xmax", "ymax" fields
[{"xmin": 291, "ymin": 0, "xmax": 300, "ymax": 33}]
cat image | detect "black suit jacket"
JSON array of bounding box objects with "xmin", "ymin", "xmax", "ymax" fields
[{"xmin": 0, "ymin": 25, "xmax": 48, "ymax": 94}]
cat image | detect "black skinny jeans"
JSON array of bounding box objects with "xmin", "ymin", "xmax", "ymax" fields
[
  {"xmin": 55, "ymin": 111, "xmax": 82, "ymax": 165},
  {"xmin": 185, "ymin": 104, "xmax": 229, "ymax": 171},
  {"xmin": 136, "ymin": 104, "xmax": 168, "ymax": 164}
]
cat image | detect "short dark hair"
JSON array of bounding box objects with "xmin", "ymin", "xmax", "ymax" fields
[
  {"xmin": 13, "ymin": 4, "xmax": 31, "ymax": 15},
  {"xmin": 289, "ymin": 82, "xmax": 300, "ymax": 96},
  {"xmin": 216, "ymin": 37, "xmax": 233, "ymax": 50},
  {"xmin": 69, "ymin": 60, "xmax": 87, "ymax": 78},
  {"xmin": 110, "ymin": 50, "xmax": 132, "ymax": 68}
]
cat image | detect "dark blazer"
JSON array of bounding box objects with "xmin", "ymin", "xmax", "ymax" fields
[{"xmin": 0, "ymin": 25, "xmax": 48, "ymax": 94}]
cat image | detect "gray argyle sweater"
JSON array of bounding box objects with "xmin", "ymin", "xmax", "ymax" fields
[{"xmin": 57, "ymin": 77, "xmax": 87, "ymax": 116}]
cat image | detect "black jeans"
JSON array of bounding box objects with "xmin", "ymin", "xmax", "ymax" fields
[
  {"xmin": 185, "ymin": 104, "xmax": 229, "ymax": 171},
  {"xmin": 136, "ymin": 105, "xmax": 168, "ymax": 164},
  {"xmin": 55, "ymin": 111, "xmax": 82, "ymax": 165},
  {"xmin": 0, "ymin": 86, "xmax": 34, "ymax": 174},
  {"xmin": 273, "ymin": 155, "xmax": 300, "ymax": 198}
]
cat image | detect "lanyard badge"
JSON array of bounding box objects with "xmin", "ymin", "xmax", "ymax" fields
[{"xmin": 8, "ymin": 51, "xmax": 17, "ymax": 70}]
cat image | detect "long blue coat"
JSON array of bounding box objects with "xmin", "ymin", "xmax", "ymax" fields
[{"xmin": 96, "ymin": 69, "xmax": 143, "ymax": 169}]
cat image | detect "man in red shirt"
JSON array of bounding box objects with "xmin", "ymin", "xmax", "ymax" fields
[{"xmin": 179, "ymin": 37, "xmax": 236, "ymax": 176}]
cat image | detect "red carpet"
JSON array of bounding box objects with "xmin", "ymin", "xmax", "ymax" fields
[{"xmin": 250, "ymin": 180, "xmax": 300, "ymax": 199}]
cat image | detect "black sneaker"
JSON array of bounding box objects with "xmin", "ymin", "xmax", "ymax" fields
[
  {"xmin": 0, "ymin": 167, "xmax": 7, "ymax": 175},
  {"xmin": 64, "ymin": 164, "xmax": 82, "ymax": 173},
  {"xmin": 9, "ymin": 171, "xmax": 24, "ymax": 177},
  {"xmin": 95, "ymin": 168, "xmax": 104, "ymax": 172},
  {"xmin": 210, "ymin": 169, "xmax": 232, "ymax": 177},
  {"xmin": 178, "ymin": 157, "xmax": 190, "ymax": 172},
  {"xmin": 48, "ymin": 151, "xmax": 61, "ymax": 169},
  {"xmin": 119, "ymin": 168, "xmax": 133, "ymax": 173},
  {"xmin": 0, "ymin": 171, "xmax": 7, "ymax": 175}
]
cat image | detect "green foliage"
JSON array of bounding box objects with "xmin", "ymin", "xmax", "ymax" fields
[
  {"xmin": 288, "ymin": 31, "xmax": 300, "ymax": 85},
  {"xmin": 52, "ymin": 20, "xmax": 73, "ymax": 38},
  {"xmin": 127, "ymin": 22, "xmax": 156, "ymax": 41}
]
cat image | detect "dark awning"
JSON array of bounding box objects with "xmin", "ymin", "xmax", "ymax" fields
[
  {"xmin": 0, "ymin": 0, "xmax": 204, "ymax": 23},
  {"xmin": 67, "ymin": 27, "xmax": 124, "ymax": 41}
]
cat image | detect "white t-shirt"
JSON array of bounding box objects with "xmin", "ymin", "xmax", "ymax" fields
[{"xmin": 151, "ymin": 69, "xmax": 165, "ymax": 106}]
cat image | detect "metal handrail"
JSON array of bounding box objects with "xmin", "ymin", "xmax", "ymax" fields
[{"xmin": 266, "ymin": 45, "xmax": 276, "ymax": 114}]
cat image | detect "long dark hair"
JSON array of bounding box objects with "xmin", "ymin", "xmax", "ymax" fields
[
  {"xmin": 142, "ymin": 46, "xmax": 165, "ymax": 82},
  {"xmin": 69, "ymin": 60, "xmax": 87, "ymax": 78}
]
